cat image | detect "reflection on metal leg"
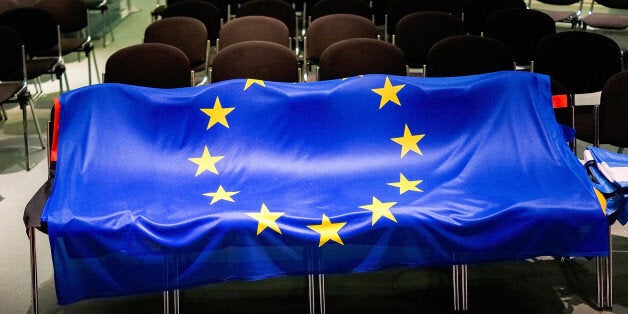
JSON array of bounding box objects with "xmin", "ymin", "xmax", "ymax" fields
[
  {"xmin": 596, "ymin": 226, "xmax": 613, "ymax": 310},
  {"xmin": 308, "ymin": 274, "xmax": 326, "ymax": 314},
  {"xmin": 29, "ymin": 227, "xmax": 39, "ymax": 314},
  {"xmin": 453, "ymin": 264, "xmax": 468, "ymax": 312}
]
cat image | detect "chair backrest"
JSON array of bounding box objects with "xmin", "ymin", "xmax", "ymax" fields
[
  {"xmin": 105, "ymin": 43, "xmax": 192, "ymax": 88},
  {"xmin": 462, "ymin": 0, "xmax": 527, "ymax": 35},
  {"xmin": 532, "ymin": 31, "xmax": 623, "ymax": 94},
  {"xmin": 591, "ymin": 0, "xmax": 628, "ymax": 10},
  {"xmin": 425, "ymin": 35, "xmax": 515, "ymax": 77},
  {"xmin": 310, "ymin": 0, "xmax": 372, "ymax": 21},
  {"xmin": 162, "ymin": 0, "xmax": 222, "ymax": 41},
  {"xmin": 218, "ymin": 15, "xmax": 290, "ymax": 50},
  {"xmin": 0, "ymin": 7, "xmax": 59, "ymax": 54},
  {"xmin": 394, "ymin": 11, "xmax": 466, "ymax": 68},
  {"xmin": 211, "ymin": 40, "xmax": 300, "ymax": 83},
  {"xmin": 384, "ymin": 0, "xmax": 457, "ymax": 37},
  {"xmin": 304, "ymin": 13, "xmax": 378, "ymax": 64},
  {"xmin": 0, "ymin": 24, "xmax": 23, "ymax": 77},
  {"xmin": 34, "ymin": 0, "xmax": 88, "ymax": 33},
  {"xmin": 235, "ymin": 0, "xmax": 296, "ymax": 37},
  {"xmin": 169, "ymin": 0, "xmax": 231, "ymax": 20},
  {"xmin": 0, "ymin": 0, "xmax": 18, "ymax": 16},
  {"xmin": 599, "ymin": 70, "xmax": 628, "ymax": 147},
  {"xmin": 318, "ymin": 38, "xmax": 406, "ymax": 80},
  {"xmin": 144, "ymin": 16, "xmax": 208, "ymax": 70},
  {"xmin": 483, "ymin": 8, "xmax": 556, "ymax": 67}
]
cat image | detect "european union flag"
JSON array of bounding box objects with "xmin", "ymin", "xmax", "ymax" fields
[{"xmin": 42, "ymin": 72, "xmax": 608, "ymax": 304}]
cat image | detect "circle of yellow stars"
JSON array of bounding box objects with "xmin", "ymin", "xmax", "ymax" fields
[{"xmin": 189, "ymin": 77, "xmax": 425, "ymax": 247}]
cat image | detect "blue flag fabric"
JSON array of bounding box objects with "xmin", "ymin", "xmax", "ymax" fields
[{"xmin": 42, "ymin": 72, "xmax": 608, "ymax": 304}]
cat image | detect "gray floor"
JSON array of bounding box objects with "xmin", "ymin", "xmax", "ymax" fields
[{"xmin": 1, "ymin": 0, "xmax": 627, "ymax": 313}]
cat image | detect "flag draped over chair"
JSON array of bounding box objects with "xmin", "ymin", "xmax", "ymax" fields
[{"xmin": 42, "ymin": 72, "xmax": 608, "ymax": 304}]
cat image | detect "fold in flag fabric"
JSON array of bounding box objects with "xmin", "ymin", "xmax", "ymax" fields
[
  {"xmin": 42, "ymin": 72, "xmax": 608, "ymax": 304},
  {"xmin": 585, "ymin": 146, "xmax": 628, "ymax": 225}
]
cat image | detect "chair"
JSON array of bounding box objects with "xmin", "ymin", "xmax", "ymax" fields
[
  {"xmin": 235, "ymin": 0, "xmax": 297, "ymax": 45},
  {"xmin": 34, "ymin": 0, "xmax": 100, "ymax": 85},
  {"xmin": 317, "ymin": 38, "xmax": 407, "ymax": 80},
  {"xmin": 531, "ymin": 31, "xmax": 623, "ymax": 147},
  {"xmin": 210, "ymin": 40, "xmax": 300, "ymax": 83},
  {"xmin": 83, "ymin": 0, "xmax": 114, "ymax": 47},
  {"xmin": 425, "ymin": 35, "xmax": 516, "ymax": 77},
  {"xmin": 598, "ymin": 70, "xmax": 628, "ymax": 152},
  {"xmin": 144, "ymin": 16, "xmax": 209, "ymax": 85},
  {"xmin": 153, "ymin": 0, "xmax": 230, "ymax": 22},
  {"xmin": 384, "ymin": 0, "xmax": 458, "ymax": 41},
  {"xmin": 526, "ymin": 0, "xmax": 583, "ymax": 28},
  {"xmin": 161, "ymin": 0, "xmax": 222, "ymax": 44},
  {"xmin": 303, "ymin": 14, "xmax": 378, "ymax": 80},
  {"xmin": 104, "ymin": 43, "xmax": 194, "ymax": 88},
  {"xmin": 483, "ymin": 8, "xmax": 556, "ymax": 69},
  {"xmin": 581, "ymin": 0, "xmax": 628, "ymax": 31},
  {"xmin": 217, "ymin": 15, "xmax": 291, "ymax": 51},
  {"xmin": 392, "ymin": 11, "xmax": 466, "ymax": 73},
  {"xmin": 0, "ymin": 7, "xmax": 67, "ymax": 95},
  {"xmin": 309, "ymin": 0, "xmax": 372, "ymax": 21},
  {"xmin": 462, "ymin": 0, "xmax": 527, "ymax": 35},
  {"xmin": 0, "ymin": 25, "xmax": 44, "ymax": 170}
]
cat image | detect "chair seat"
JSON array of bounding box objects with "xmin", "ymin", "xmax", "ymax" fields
[
  {"xmin": 0, "ymin": 58, "xmax": 62, "ymax": 81},
  {"xmin": 582, "ymin": 13, "xmax": 628, "ymax": 29},
  {"xmin": 32, "ymin": 38, "xmax": 90, "ymax": 57},
  {"xmin": 0, "ymin": 82, "xmax": 24, "ymax": 103},
  {"xmin": 540, "ymin": 9, "xmax": 578, "ymax": 22},
  {"xmin": 84, "ymin": 0, "xmax": 106, "ymax": 10}
]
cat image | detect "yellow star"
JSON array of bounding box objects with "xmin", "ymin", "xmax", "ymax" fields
[
  {"xmin": 246, "ymin": 204, "xmax": 285, "ymax": 235},
  {"xmin": 387, "ymin": 173, "xmax": 423, "ymax": 194},
  {"xmin": 244, "ymin": 79, "xmax": 265, "ymax": 90},
  {"xmin": 203, "ymin": 185, "xmax": 239, "ymax": 205},
  {"xmin": 371, "ymin": 76, "xmax": 406, "ymax": 109},
  {"xmin": 307, "ymin": 214, "xmax": 346, "ymax": 247},
  {"xmin": 201, "ymin": 97, "xmax": 234, "ymax": 129},
  {"xmin": 359, "ymin": 197, "xmax": 397, "ymax": 225},
  {"xmin": 188, "ymin": 146, "xmax": 224, "ymax": 176},
  {"xmin": 391, "ymin": 124, "xmax": 425, "ymax": 158}
]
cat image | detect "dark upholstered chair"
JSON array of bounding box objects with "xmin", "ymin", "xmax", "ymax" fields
[
  {"xmin": 532, "ymin": 31, "xmax": 623, "ymax": 147},
  {"xmin": 462, "ymin": 0, "xmax": 527, "ymax": 35},
  {"xmin": 0, "ymin": 25, "xmax": 44, "ymax": 170},
  {"xmin": 309, "ymin": 0, "xmax": 372, "ymax": 21},
  {"xmin": 104, "ymin": 43, "xmax": 193, "ymax": 88},
  {"xmin": 318, "ymin": 38, "xmax": 407, "ymax": 80},
  {"xmin": 144, "ymin": 16, "xmax": 209, "ymax": 85},
  {"xmin": 0, "ymin": 7, "xmax": 67, "ymax": 94},
  {"xmin": 393, "ymin": 11, "xmax": 466, "ymax": 70},
  {"xmin": 218, "ymin": 15, "xmax": 290, "ymax": 51},
  {"xmin": 303, "ymin": 13, "xmax": 378, "ymax": 77},
  {"xmin": 161, "ymin": 0, "xmax": 222, "ymax": 43},
  {"xmin": 210, "ymin": 40, "xmax": 300, "ymax": 83},
  {"xmin": 384, "ymin": 0, "xmax": 459, "ymax": 41},
  {"xmin": 35, "ymin": 0, "xmax": 100, "ymax": 85},
  {"xmin": 425, "ymin": 35, "xmax": 515, "ymax": 77},
  {"xmin": 599, "ymin": 70, "xmax": 628, "ymax": 152},
  {"xmin": 483, "ymin": 8, "xmax": 556, "ymax": 69},
  {"xmin": 235, "ymin": 0, "xmax": 297, "ymax": 39}
]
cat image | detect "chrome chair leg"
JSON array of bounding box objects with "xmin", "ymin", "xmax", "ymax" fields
[
  {"xmin": 453, "ymin": 264, "xmax": 468, "ymax": 312},
  {"xmin": 29, "ymin": 227, "xmax": 39, "ymax": 314},
  {"xmin": 308, "ymin": 274, "xmax": 326, "ymax": 314}
]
